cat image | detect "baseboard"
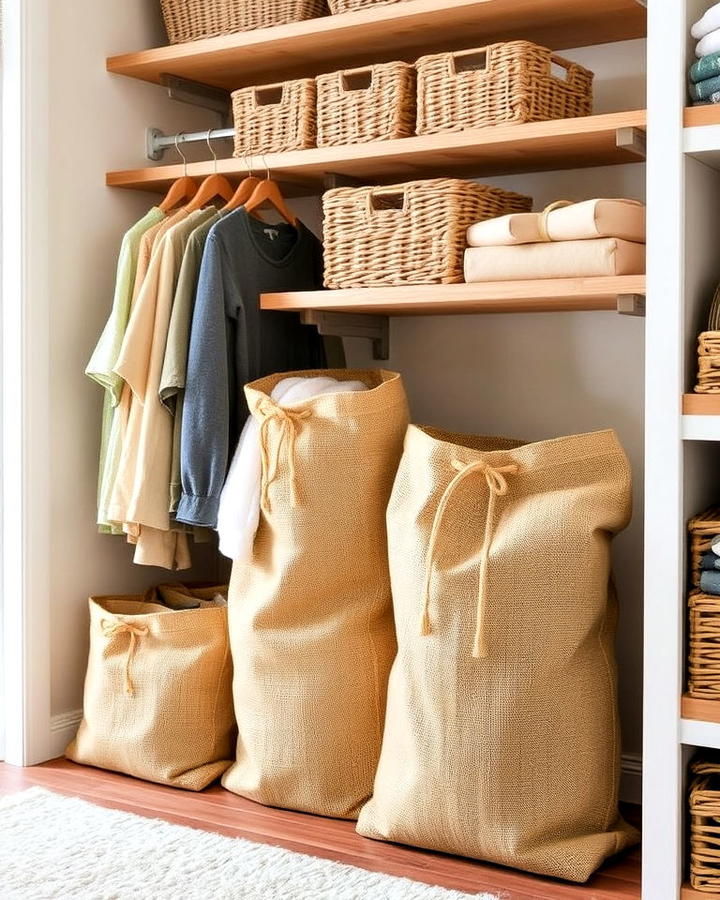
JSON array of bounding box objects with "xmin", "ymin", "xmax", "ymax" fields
[
  {"xmin": 48, "ymin": 709, "xmax": 82, "ymax": 758},
  {"xmin": 47, "ymin": 708, "xmax": 643, "ymax": 805},
  {"xmin": 620, "ymin": 752, "xmax": 642, "ymax": 805}
]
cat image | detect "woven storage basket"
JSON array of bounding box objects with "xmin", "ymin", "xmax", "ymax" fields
[
  {"xmin": 689, "ymin": 507, "xmax": 720, "ymax": 591},
  {"xmin": 316, "ymin": 63, "xmax": 416, "ymax": 147},
  {"xmin": 416, "ymin": 41, "xmax": 594, "ymax": 134},
  {"xmin": 232, "ymin": 79, "xmax": 316, "ymax": 155},
  {"xmin": 696, "ymin": 332, "xmax": 720, "ymax": 393},
  {"xmin": 328, "ymin": 0, "xmax": 406, "ymax": 12},
  {"xmin": 161, "ymin": 0, "xmax": 328, "ymax": 44},
  {"xmin": 323, "ymin": 179, "xmax": 532, "ymax": 288},
  {"xmin": 690, "ymin": 756, "xmax": 720, "ymax": 891},
  {"xmin": 689, "ymin": 591, "xmax": 720, "ymax": 700}
]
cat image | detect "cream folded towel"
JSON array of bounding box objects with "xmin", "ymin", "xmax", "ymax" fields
[
  {"xmin": 217, "ymin": 375, "xmax": 369, "ymax": 562},
  {"xmin": 466, "ymin": 199, "xmax": 646, "ymax": 247},
  {"xmin": 464, "ymin": 238, "xmax": 646, "ymax": 282},
  {"xmin": 693, "ymin": 3, "xmax": 720, "ymax": 40}
]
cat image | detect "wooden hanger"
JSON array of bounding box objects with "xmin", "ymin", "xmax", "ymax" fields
[
  {"xmin": 159, "ymin": 134, "xmax": 198, "ymax": 212},
  {"xmin": 223, "ymin": 175, "xmax": 261, "ymax": 212},
  {"xmin": 243, "ymin": 153, "xmax": 298, "ymax": 226},
  {"xmin": 184, "ymin": 130, "xmax": 235, "ymax": 213}
]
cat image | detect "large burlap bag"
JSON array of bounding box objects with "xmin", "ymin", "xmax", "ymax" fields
[
  {"xmin": 357, "ymin": 425, "xmax": 639, "ymax": 881},
  {"xmin": 66, "ymin": 585, "xmax": 234, "ymax": 791},
  {"xmin": 222, "ymin": 369, "xmax": 409, "ymax": 818}
]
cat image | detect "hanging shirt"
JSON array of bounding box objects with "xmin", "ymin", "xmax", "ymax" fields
[
  {"xmin": 109, "ymin": 209, "xmax": 214, "ymax": 570},
  {"xmin": 86, "ymin": 206, "xmax": 165, "ymax": 532},
  {"xmin": 176, "ymin": 209, "xmax": 327, "ymax": 529},
  {"xmin": 159, "ymin": 211, "xmax": 223, "ymax": 513}
]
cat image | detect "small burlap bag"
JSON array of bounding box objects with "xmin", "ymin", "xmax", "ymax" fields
[
  {"xmin": 66, "ymin": 584, "xmax": 234, "ymax": 791},
  {"xmin": 357, "ymin": 425, "xmax": 639, "ymax": 882},
  {"xmin": 222, "ymin": 369, "xmax": 409, "ymax": 818}
]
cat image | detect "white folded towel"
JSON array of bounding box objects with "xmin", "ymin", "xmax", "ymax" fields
[
  {"xmin": 697, "ymin": 27, "xmax": 720, "ymax": 58},
  {"xmin": 693, "ymin": 3, "xmax": 720, "ymax": 40},
  {"xmin": 217, "ymin": 375, "xmax": 369, "ymax": 562}
]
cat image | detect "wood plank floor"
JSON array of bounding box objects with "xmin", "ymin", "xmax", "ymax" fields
[{"xmin": 0, "ymin": 759, "xmax": 640, "ymax": 899}]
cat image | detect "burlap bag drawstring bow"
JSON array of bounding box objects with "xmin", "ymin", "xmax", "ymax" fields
[
  {"xmin": 421, "ymin": 459, "xmax": 519, "ymax": 658},
  {"xmin": 100, "ymin": 617, "xmax": 149, "ymax": 696},
  {"xmin": 257, "ymin": 398, "xmax": 311, "ymax": 511}
]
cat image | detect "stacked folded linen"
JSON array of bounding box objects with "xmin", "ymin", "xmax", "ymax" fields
[
  {"xmin": 691, "ymin": 4, "xmax": 720, "ymax": 104},
  {"xmin": 701, "ymin": 539, "xmax": 720, "ymax": 595},
  {"xmin": 463, "ymin": 199, "xmax": 646, "ymax": 283}
]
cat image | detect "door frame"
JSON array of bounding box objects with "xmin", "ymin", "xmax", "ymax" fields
[{"xmin": 2, "ymin": 0, "xmax": 54, "ymax": 766}]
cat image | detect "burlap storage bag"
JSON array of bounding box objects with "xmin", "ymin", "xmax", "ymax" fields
[
  {"xmin": 357, "ymin": 425, "xmax": 639, "ymax": 881},
  {"xmin": 66, "ymin": 584, "xmax": 234, "ymax": 791},
  {"xmin": 222, "ymin": 369, "xmax": 409, "ymax": 818}
]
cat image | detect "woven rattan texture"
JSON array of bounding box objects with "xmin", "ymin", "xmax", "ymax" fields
[
  {"xmin": 323, "ymin": 178, "xmax": 532, "ymax": 288},
  {"xmin": 161, "ymin": 0, "xmax": 328, "ymax": 43},
  {"xmin": 696, "ymin": 332, "xmax": 720, "ymax": 394},
  {"xmin": 416, "ymin": 41, "xmax": 593, "ymax": 134},
  {"xmin": 690, "ymin": 758, "xmax": 720, "ymax": 891},
  {"xmin": 328, "ymin": 0, "xmax": 407, "ymax": 13},
  {"xmin": 316, "ymin": 63, "xmax": 416, "ymax": 146},
  {"xmin": 689, "ymin": 591, "xmax": 720, "ymax": 700},
  {"xmin": 232, "ymin": 79, "xmax": 317, "ymax": 155}
]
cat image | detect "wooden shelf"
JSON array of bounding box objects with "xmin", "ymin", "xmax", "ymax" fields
[
  {"xmin": 107, "ymin": 110, "xmax": 647, "ymax": 194},
  {"xmin": 685, "ymin": 105, "xmax": 720, "ymax": 128},
  {"xmin": 107, "ymin": 0, "xmax": 647, "ymax": 91},
  {"xmin": 683, "ymin": 886, "xmax": 711, "ymax": 899},
  {"xmin": 683, "ymin": 394, "xmax": 720, "ymax": 416},
  {"xmin": 682, "ymin": 694, "xmax": 720, "ymax": 725},
  {"xmin": 260, "ymin": 276, "xmax": 646, "ymax": 316}
]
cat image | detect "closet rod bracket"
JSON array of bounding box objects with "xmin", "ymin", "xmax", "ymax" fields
[
  {"xmin": 160, "ymin": 74, "xmax": 232, "ymax": 126},
  {"xmin": 300, "ymin": 310, "xmax": 390, "ymax": 360},
  {"xmin": 615, "ymin": 126, "xmax": 646, "ymax": 159},
  {"xmin": 617, "ymin": 294, "xmax": 646, "ymax": 317}
]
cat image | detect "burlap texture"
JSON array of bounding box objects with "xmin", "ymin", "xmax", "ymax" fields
[
  {"xmin": 222, "ymin": 369, "xmax": 409, "ymax": 818},
  {"xmin": 356, "ymin": 424, "xmax": 639, "ymax": 882},
  {"xmin": 66, "ymin": 586, "xmax": 234, "ymax": 791}
]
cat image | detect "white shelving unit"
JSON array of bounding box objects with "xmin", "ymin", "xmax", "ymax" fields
[{"xmin": 644, "ymin": 2, "xmax": 720, "ymax": 897}]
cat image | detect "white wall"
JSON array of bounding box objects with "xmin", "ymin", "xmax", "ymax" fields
[{"xmin": 45, "ymin": 15, "xmax": 646, "ymax": 771}]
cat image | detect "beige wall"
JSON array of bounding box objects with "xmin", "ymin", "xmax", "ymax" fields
[{"xmin": 46, "ymin": 5, "xmax": 646, "ymax": 767}]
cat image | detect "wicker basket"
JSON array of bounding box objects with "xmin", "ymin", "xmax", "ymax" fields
[
  {"xmin": 322, "ymin": 178, "xmax": 532, "ymax": 288},
  {"xmin": 690, "ymin": 756, "xmax": 720, "ymax": 891},
  {"xmin": 316, "ymin": 63, "xmax": 416, "ymax": 147},
  {"xmin": 416, "ymin": 41, "xmax": 594, "ymax": 134},
  {"xmin": 328, "ymin": 0, "xmax": 407, "ymax": 13},
  {"xmin": 689, "ymin": 507, "xmax": 720, "ymax": 591},
  {"xmin": 161, "ymin": 0, "xmax": 329, "ymax": 44},
  {"xmin": 689, "ymin": 591, "xmax": 720, "ymax": 699},
  {"xmin": 232, "ymin": 79, "xmax": 316, "ymax": 155},
  {"xmin": 696, "ymin": 331, "xmax": 720, "ymax": 393}
]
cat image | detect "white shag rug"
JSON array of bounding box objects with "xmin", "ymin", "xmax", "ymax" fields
[{"xmin": 0, "ymin": 788, "xmax": 498, "ymax": 900}]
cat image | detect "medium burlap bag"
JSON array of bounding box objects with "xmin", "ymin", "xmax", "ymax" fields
[
  {"xmin": 66, "ymin": 585, "xmax": 234, "ymax": 791},
  {"xmin": 222, "ymin": 369, "xmax": 409, "ymax": 818},
  {"xmin": 357, "ymin": 425, "xmax": 639, "ymax": 881}
]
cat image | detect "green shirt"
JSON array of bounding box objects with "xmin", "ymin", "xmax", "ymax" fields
[{"xmin": 86, "ymin": 206, "xmax": 165, "ymax": 530}]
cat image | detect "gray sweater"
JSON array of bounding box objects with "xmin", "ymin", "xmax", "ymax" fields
[{"xmin": 176, "ymin": 209, "xmax": 326, "ymax": 528}]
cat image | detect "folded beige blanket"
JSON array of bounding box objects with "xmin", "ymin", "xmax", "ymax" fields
[
  {"xmin": 466, "ymin": 199, "xmax": 646, "ymax": 247},
  {"xmin": 464, "ymin": 238, "xmax": 646, "ymax": 282}
]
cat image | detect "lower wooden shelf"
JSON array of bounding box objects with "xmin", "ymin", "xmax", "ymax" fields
[
  {"xmin": 682, "ymin": 694, "xmax": 720, "ymax": 725},
  {"xmin": 684, "ymin": 393, "xmax": 720, "ymax": 416},
  {"xmin": 261, "ymin": 276, "xmax": 646, "ymax": 316}
]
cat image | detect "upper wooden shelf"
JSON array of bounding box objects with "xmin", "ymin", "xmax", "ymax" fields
[
  {"xmin": 107, "ymin": 0, "xmax": 647, "ymax": 91},
  {"xmin": 682, "ymin": 694, "xmax": 720, "ymax": 725},
  {"xmin": 683, "ymin": 394, "xmax": 720, "ymax": 416},
  {"xmin": 685, "ymin": 105, "xmax": 720, "ymax": 128},
  {"xmin": 107, "ymin": 110, "xmax": 647, "ymax": 194},
  {"xmin": 260, "ymin": 276, "xmax": 646, "ymax": 316}
]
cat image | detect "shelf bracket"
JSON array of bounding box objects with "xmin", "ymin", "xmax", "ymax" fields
[
  {"xmin": 615, "ymin": 126, "xmax": 646, "ymax": 159},
  {"xmin": 323, "ymin": 173, "xmax": 371, "ymax": 191},
  {"xmin": 300, "ymin": 310, "xmax": 390, "ymax": 360},
  {"xmin": 159, "ymin": 74, "xmax": 232, "ymax": 126},
  {"xmin": 617, "ymin": 293, "xmax": 646, "ymax": 317}
]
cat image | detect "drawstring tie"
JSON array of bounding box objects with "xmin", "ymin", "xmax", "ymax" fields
[
  {"xmin": 100, "ymin": 618, "xmax": 149, "ymax": 696},
  {"xmin": 257, "ymin": 401, "xmax": 311, "ymax": 512},
  {"xmin": 420, "ymin": 459, "xmax": 519, "ymax": 659}
]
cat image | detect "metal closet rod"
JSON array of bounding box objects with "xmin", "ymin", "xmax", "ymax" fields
[{"xmin": 147, "ymin": 127, "xmax": 234, "ymax": 160}]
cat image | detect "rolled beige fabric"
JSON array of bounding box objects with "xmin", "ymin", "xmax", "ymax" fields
[
  {"xmin": 464, "ymin": 237, "xmax": 645, "ymax": 282},
  {"xmin": 466, "ymin": 199, "xmax": 646, "ymax": 247}
]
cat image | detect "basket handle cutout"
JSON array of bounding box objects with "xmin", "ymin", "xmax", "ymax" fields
[
  {"xmin": 340, "ymin": 68, "xmax": 374, "ymax": 92},
  {"xmin": 254, "ymin": 85, "xmax": 285, "ymax": 107},
  {"xmin": 451, "ymin": 50, "xmax": 488, "ymax": 75},
  {"xmin": 366, "ymin": 187, "xmax": 408, "ymax": 216},
  {"xmin": 550, "ymin": 58, "xmax": 572, "ymax": 82}
]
